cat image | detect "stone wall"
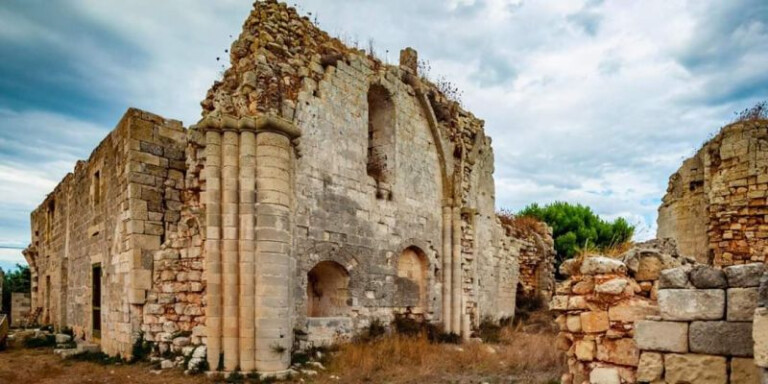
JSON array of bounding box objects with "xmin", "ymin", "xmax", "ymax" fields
[
  {"xmin": 11, "ymin": 292, "xmax": 30, "ymax": 327},
  {"xmin": 505, "ymin": 222, "xmax": 556, "ymax": 301},
  {"xmin": 750, "ymin": 270, "xmax": 768, "ymax": 382},
  {"xmin": 22, "ymin": 0, "xmax": 558, "ymax": 374},
  {"xmin": 23, "ymin": 109, "xmax": 186, "ymax": 357},
  {"xmin": 658, "ymin": 119, "xmax": 768, "ymax": 266},
  {"xmin": 636, "ymin": 263, "xmax": 763, "ymax": 383},
  {"xmin": 551, "ymin": 240, "xmax": 694, "ymax": 383}
]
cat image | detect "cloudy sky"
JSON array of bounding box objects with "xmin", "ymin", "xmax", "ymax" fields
[{"xmin": 0, "ymin": 0, "xmax": 766, "ymax": 271}]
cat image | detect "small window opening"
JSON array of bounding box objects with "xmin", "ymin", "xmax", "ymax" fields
[{"xmin": 92, "ymin": 170, "xmax": 101, "ymax": 206}]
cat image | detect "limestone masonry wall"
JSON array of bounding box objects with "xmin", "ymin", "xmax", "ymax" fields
[
  {"xmin": 635, "ymin": 262, "xmax": 763, "ymax": 384},
  {"xmin": 22, "ymin": 0, "xmax": 557, "ymax": 374},
  {"xmin": 23, "ymin": 109, "xmax": 186, "ymax": 357},
  {"xmin": 10, "ymin": 292, "xmax": 30, "ymax": 327},
  {"xmin": 553, "ymin": 238, "xmax": 766, "ymax": 384},
  {"xmin": 658, "ymin": 119, "xmax": 768, "ymax": 266},
  {"xmin": 753, "ymin": 270, "xmax": 768, "ymax": 381}
]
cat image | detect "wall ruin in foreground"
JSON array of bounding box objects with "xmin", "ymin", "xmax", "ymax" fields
[{"xmin": 552, "ymin": 239, "xmax": 766, "ymax": 384}]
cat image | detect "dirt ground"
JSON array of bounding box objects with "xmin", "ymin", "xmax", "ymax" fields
[
  {"xmin": 0, "ymin": 327, "xmax": 563, "ymax": 384},
  {"xmin": 0, "ymin": 346, "xmax": 209, "ymax": 384}
]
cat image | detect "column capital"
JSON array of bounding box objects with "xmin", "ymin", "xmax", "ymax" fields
[{"xmin": 193, "ymin": 113, "xmax": 301, "ymax": 139}]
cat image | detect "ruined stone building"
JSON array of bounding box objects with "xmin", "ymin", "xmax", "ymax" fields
[
  {"xmin": 658, "ymin": 119, "xmax": 768, "ymax": 266},
  {"xmin": 21, "ymin": 0, "xmax": 554, "ymax": 374}
]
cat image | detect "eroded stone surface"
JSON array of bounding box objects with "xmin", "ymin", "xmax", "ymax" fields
[
  {"xmin": 658, "ymin": 289, "xmax": 725, "ymax": 321},
  {"xmin": 636, "ymin": 352, "xmax": 664, "ymax": 383},
  {"xmin": 635, "ymin": 320, "xmax": 688, "ymax": 353},
  {"xmin": 688, "ymin": 321, "xmax": 753, "ymax": 357},
  {"xmin": 727, "ymin": 288, "xmax": 759, "ymax": 322},
  {"xmin": 664, "ymin": 353, "xmax": 727, "ymax": 384},
  {"xmin": 725, "ymin": 263, "xmax": 765, "ymax": 288},
  {"xmin": 730, "ymin": 357, "xmax": 761, "ymax": 384}
]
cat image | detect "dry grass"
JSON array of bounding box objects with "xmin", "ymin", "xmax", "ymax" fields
[
  {"xmin": 307, "ymin": 329, "xmax": 564, "ymax": 384},
  {"xmin": 498, "ymin": 210, "xmax": 547, "ymax": 237},
  {"xmin": 575, "ymin": 240, "xmax": 633, "ymax": 260}
]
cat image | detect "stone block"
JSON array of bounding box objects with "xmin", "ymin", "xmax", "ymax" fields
[
  {"xmin": 550, "ymin": 295, "xmax": 568, "ymax": 311},
  {"xmin": 761, "ymin": 273, "xmax": 768, "ymax": 308},
  {"xmin": 637, "ymin": 352, "xmax": 664, "ymax": 382},
  {"xmin": 580, "ymin": 311, "xmax": 609, "ymax": 333},
  {"xmin": 608, "ymin": 298, "xmax": 659, "ymax": 322},
  {"xmin": 689, "ymin": 321, "xmax": 753, "ymax": 357},
  {"xmin": 754, "ymin": 308, "xmax": 768, "ymax": 367},
  {"xmin": 575, "ymin": 340, "xmax": 595, "ymax": 361},
  {"xmin": 635, "ymin": 320, "xmax": 688, "ymax": 353},
  {"xmin": 596, "ymin": 338, "xmax": 639, "ymax": 366},
  {"xmin": 573, "ymin": 279, "xmax": 595, "ymax": 295},
  {"xmin": 595, "ymin": 278, "xmax": 628, "ymax": 295},
  {"xmin": 567, "ymin": 315, "xmax": 582, "ymax": 333},
  {"xmin": 658, "ymin": 289, "xmax": 725, "ymax": 321},
  {"xmin": 730, "ymin": 357, "xmax": 761, "ymax": 384},
  {"xmin": 589, "ymin": 367, "xmax": 621, "ymax": 384},
  {"xmin": 658, "ymin": 267, "xmax": 690, "ymax": 289},
  {"xmin": 580, "ymin": 257, "xmax": 627, "ymax": 276},
  {"xmin": 664, "ymin": 353, "xmax": 727, "ymax": 384},
  {"xmin": 635, "ymin": 255, "xmax": 663, "ymax": 281},
  {"xmin": 728, "ymin": 288, "xmax": 759, "ymax": 322},
  {"xmin": 725, "ymin": 263, "xmax": 765, "ymax": 287},
  {"xmin": 690, "ymin": 266, "xmax": 727, "ymax": 289}
]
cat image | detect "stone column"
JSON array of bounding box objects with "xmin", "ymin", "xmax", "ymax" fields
[
  {"xmin": 254, "ymin": 130, "xmax": 294, "ymax": 372},
  {"xmin": 451, "ymin": 206, "xmax": 462, "ymax": 335},
  {"xmin": 221, "ymin": 124, "xmax": 240, "ymax": 371},
  {"xmin": 203, "ymin": 123, "xmax": 223, "ymax": 371},
  {"xmin": 238, "ymin": 127, "xmax": 257, "ymax": 372},
  {"xmin": 441, "ymin": 203, "xmax": 452, "ymax": 332}
]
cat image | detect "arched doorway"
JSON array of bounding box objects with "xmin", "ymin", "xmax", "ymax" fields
[
  {"xmin": 395, "ymin": 246, "xmax": 428, "ymax": 312},
  {"xmin": 307, "ymin": 261, "xmax": 350, "ymax": 317}
]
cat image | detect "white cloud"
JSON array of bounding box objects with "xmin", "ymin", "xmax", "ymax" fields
[{"xmin": 0, "ymin": 0, "xmax": 766, "ymax": 266}]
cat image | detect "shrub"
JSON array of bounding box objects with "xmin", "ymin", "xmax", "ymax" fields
[
  {"xmin": 477, "ymin": 317, "xmax": 502, "ymax": 343},
  {"xmin": 514, "ymin": 202, "xmax": 635, "ymax": 275},
  {"xmin": 733, "ymin": 101, "xmax": 768, "ymax": 122}
]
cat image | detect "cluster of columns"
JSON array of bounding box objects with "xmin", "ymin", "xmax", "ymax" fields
[
  {"xmin": 200, "ymin": 114, "xmax": 300, "ymax": 373},
  {"xmin": 441, "ymin": 200, "xmax": 467, "ymax": 337}
]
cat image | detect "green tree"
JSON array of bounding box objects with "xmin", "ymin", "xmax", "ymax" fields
[
  {"xmin": 518, "ymin": 202, "xmax": 635, "ymax": 272},
  {"xmin": 2, "ymin": 264, "xmax": 31, "ymax": 315}
]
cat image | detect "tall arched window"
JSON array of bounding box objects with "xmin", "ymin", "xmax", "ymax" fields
[
  {"xmin": 307, "ymin": 261, "xmax": 350, "ymax": 317},
  {"xmin": 367, "ymin": 84, "xmax": 395, "ymax": 196}
]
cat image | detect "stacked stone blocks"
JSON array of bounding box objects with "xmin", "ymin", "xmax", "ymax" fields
[{"xmin": 635, "ymin": 263, "xmax": 764, "ymax": 384}]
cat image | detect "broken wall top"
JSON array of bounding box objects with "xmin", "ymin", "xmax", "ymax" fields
[{"xmin": 201, "ymin": 0, "xmax": 487, "ymax": 151}]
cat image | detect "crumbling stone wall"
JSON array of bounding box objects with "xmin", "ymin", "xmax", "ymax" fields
[
  {"xmin": 553, "ymin": 240, "xmax": 765, "ymax": 383},
  {"xmin": 636, "ymin": 263, "xmax": 763, "ymax": 383},
  {"xmin": 505, "ymin": 222, "xmax": 556, "ymax": 301},
  {"xmin": 10, "ymin": 292, "xmax": 30, "ymax": 327},
  {"xmin": 23, "ymin": 0, "xmax": 557, "ymax": 374},
  {"xmin": 551, "ymin": 240, "xmax": 692, "ymax": 383},
  {"xmin": 658, "ymin": 119, "xmax": 768, "ymax": 266},
  {"xmin": 24, "ymin": 109, "xmax": 186, "ymax": 357}
]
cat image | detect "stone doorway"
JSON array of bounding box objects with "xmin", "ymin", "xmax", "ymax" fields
[{"xmin": 92, "ymin": 264, "xmax": 101, "ymax": 340}]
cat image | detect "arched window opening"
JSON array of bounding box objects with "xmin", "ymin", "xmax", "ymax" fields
[
  {"xmin": 367, "ymin": 84, "xmax": 395, "ymax": 197},
  {"xmin": 395, "ymin": 247, "xmax": 428, "ymax": 311},
  {"xmin": 307, "ymin": 261, "xmax": 350, "ymax": 317}
]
